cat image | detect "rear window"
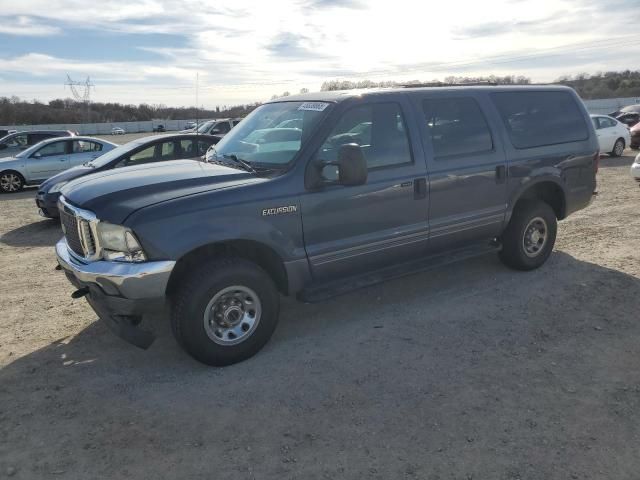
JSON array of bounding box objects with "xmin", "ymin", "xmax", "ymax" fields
[{"xmin": 491, "ymin": 91, "xmax": 589, "ymax": 149}]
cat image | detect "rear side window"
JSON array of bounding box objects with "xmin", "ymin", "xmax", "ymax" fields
[
  {"xmin": 28, "ymin": 133, "xmax": 54, "ymax": 145},
  {"xmin": 73, "ymin": 141, "xmax": 103, "ymax": 153},
  {"xmin": 492, "ymin": 91, "xmax": 589, "ymax": 149},
  {"xmin": 422, "ymin": 97, "xmax": 493, "ymax": 158},
  {"xmin": 597, "ymin": 117, "xmax": 616, "ymax": 129}
]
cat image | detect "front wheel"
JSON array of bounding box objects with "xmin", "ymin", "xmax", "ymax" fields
[
  {"xmin": 499, "ymin": 200, "xmax": 557, "ymax": 271},
  {"xmin": 0, "ymin": 171, "xmax": 24, "ymax": 193},
  {"xmin": 611, "ymin": 138, "xmax": 625, "ymax": 157},
  {"xmin": 171, "ymin": 257, "xmax": 280, "ymax": 366}
]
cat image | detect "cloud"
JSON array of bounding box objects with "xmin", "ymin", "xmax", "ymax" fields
[
  {"xmin": 1, "ymin": 0, "xmax": 640, "ymax": 106},
  {"xmin": 303, "ymin": 0, "xmax": 366, "ymax": 8},
  {"xmin": 0, "ymin": 16, "xmax": 61, "ymax": 36}
]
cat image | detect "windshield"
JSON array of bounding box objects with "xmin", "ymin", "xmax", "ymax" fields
[
  {"xmin": 87, "ymin": 139, "xmax": 147, "ymax": 167},
  {"xmin": 212, "ymin": 101, "xmax": 332, "ymax": 168},
  {"xmin": 195, "ymin": 121, "xmax": 215, "ymax": 133}
]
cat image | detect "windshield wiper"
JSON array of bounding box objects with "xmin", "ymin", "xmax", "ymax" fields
[{"xmin": 221, "ymin": 154, "xmax": 256, "ymax": 174}]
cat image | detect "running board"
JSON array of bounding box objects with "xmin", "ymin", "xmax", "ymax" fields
[{"xmin": 298, "ymin": 242, "xmax": 501, "ymax": 303}]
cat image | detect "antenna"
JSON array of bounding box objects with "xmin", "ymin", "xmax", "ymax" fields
[{"xmin": 65, "ymin": 74, "xmax": 95, "ymax": 121}]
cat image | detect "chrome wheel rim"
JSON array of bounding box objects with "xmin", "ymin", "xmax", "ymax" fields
[
  {"xmin": 615, "ymin": 140, "xmax": 624, "ymax": 156},
  {"xmin": 522, "ymin": 216, "xmax": 548, "ymax": 258},
  {"xmin": 203, "ymin": 286, "xmax": 262, "ymax": 346},
  {"xmin": 0, "ymin": 173, "xmax": 22, "ymax": 192}
]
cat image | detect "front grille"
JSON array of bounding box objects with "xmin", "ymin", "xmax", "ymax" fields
[
  {"xmin": 60, "ymin": 209, "xmax": 84, "ymax": 256},
  {"xmin": 58, "ymin": 197, "xmax": 99, "ymax": 260}
]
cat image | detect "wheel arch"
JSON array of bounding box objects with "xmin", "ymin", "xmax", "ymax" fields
[
  {"xmin": 166, "ymin": 239, "xmax": 290, "ymax": 297},
  {"xmin": 509, "ymin": 179, "xmax": 567, "ymax": 221}
]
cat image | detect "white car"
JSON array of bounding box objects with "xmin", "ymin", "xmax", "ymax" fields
[
  {"xmin": 590, "ymin": 114, "xmax": 630, "ymax": 157},
  {"xmin": 631, "ymin": 153, "xmax": 640, "ymax": 184},
  {"xmin": 111, "ymin": 127, "xmax": 126, "ymax": 135}
]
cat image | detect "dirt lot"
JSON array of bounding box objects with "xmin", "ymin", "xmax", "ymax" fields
[{"xmin": 1, "ymin": 153, "xmax": 639, "ymax": 479}]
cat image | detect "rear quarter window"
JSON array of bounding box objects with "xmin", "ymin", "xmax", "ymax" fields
[{"xmin": 491, "ymin": 91, "xmax": 589, "ymax": 149}]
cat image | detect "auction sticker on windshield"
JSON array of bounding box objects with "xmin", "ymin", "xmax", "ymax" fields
[{"xmin": 298, "ymin": 102, "xmax": 330, "ymax": 112}]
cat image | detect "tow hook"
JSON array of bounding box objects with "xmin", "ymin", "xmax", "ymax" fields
[{"xmin": 71, "ymin": 287, "xmax": 90, "ymax": 299}]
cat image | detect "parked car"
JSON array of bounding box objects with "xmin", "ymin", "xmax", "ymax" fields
[
  {"xmin": 0, "ymin": 136, "xmax": 116, "ymax": 194},
  {"xmin": 631, "ymin": 152, "xmax": 640, "ymax": 183},
  {"xmin": 55, "ymin": 86, "xmax": 597, "ymax": 366},
  {"xmin": 590, "ymin": 114, "xmax": 630, "ymax": 156},
  {"xmin": 609, "ymin": 104, "xmax": 640, "ymax": 117},
  {"xmin": 153, "ymin": 125, "xmax": 166, "ymax": 133},
  {"xmin": 614, "ymin": 112, "xmax": 640, "ymax": 128},
  {"xmin": 111, "ymin": 127, "xmax": 126, "ymax": 135},
  {"xmin": 36, "ymin": 134, "xmax": 217, "ymax": 217},
  {"xmin": 630, "ymin": 122, "xmax": 640, "ymax": 149},
  {"xmin": 182, "ymin": 118, "xmax": 242, "ymax": 142},
  {"xmin": 184, "ymin": 121, "xmax": 197, "ymax": 130},
  {"xmin": 0, "ymin": 129, "xmax": 17, "ymax": 138},
  {"xmin": 0, "ymin": 130, "xmax": 75, "ymax": 159}
]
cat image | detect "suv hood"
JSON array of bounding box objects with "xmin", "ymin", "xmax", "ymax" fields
[{"xmin": 61, "ymin": 159, "xmax": 260, "ymax": 224}]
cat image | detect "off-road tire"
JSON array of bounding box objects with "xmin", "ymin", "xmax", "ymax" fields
[
  {"xmin": 499, "ymin": 200, "xmax": 557, "ymax": 271},
  {"xmin": 171, "ymin": 257, "xmax": 280, "ymax": 366}
]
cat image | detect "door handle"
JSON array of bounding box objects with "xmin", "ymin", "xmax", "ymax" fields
[
  {"xmin": 413, "ymin": 177, "xmax": 427, "ymax": 199},
  {"xmin": 495, "ymin": 165, "xmax": 506, "ymax": 183}
]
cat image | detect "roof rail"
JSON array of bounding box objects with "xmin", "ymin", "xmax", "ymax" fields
[{"xmin": 400, "ymin": 81, "xmax": 500, "ymax": 88}]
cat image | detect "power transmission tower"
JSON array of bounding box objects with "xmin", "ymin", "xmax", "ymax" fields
[{"xmin": 64, "ymin": 74, "xmax": 95, "ymax": 122}]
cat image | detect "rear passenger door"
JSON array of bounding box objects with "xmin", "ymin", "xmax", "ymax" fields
[{"xmin": 418, "ymin": 94, "xmax": 507, "ymax": 251}]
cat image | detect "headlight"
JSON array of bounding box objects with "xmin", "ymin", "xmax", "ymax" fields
[
  {"xmin": 49, "ymin": 181, "xmax": 68, "ymax": 193},
  {"xmin": 97, "ymin": 222, "xmax": 146, "ymax": 262}
]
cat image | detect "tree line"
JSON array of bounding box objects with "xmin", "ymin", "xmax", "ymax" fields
[
  {"xmin": 3, "ymin": 71, "xmax": 640, "ymax": 126},
  {"xmin": 0, "ymin": 97, "xmax": 261, "ymax": 126}
]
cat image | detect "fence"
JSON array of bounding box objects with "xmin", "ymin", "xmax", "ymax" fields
[{"xmin": 0, "ymin": 119, "xmax": 211, "ymax": 135}]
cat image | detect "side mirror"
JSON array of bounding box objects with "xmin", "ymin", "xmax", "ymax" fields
[
  {"xmin": 309, "ymin": 143, "xmax": 367, "ymax": 188},
  {"xmin": 335, "ymin": 143, "xmax": 367, "ymax": 186}
]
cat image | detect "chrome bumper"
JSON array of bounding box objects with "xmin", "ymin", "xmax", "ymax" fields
[{"xmin": 55, "ymin": 238, "xmax": 175, "ymax": 300}]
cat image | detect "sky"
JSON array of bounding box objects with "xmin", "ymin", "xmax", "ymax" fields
[{"xmin": 0, "ymin": 0, "xmax": 638, "ymax": 108}]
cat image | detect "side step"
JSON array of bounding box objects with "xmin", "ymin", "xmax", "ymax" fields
[{"xmin": 298, "ymin": 242, "xmax": 500, "ymax": 303}]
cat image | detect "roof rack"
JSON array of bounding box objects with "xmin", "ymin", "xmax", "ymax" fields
[{"xmin": 400, "ymin": 81, "xmax": 500, "ymax": 88}]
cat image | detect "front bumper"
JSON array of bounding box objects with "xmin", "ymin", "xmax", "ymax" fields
[
  {"xmin": 36, "ymin": 191, "xmax": 61, "ymax": 218},
  {"xmin": 55, "ymin": 238, "xmax": 175, "ymax": 348},
  {"xmin": 631, "ymin": 162, "xmax": 640, "ymax": 183}
]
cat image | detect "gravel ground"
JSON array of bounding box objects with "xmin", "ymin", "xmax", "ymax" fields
[{"xmin": 0, "ymin": 152, "xmax": 639, "ymax": 479}]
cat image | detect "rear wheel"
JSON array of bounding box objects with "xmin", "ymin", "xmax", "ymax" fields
[
  {"xmin": 499, "ymin": 200, "xmax": 557, "ymax": 271},
  {"xmin": 0, "ymin": 171, "xmax": 24, "ymax": 193},
  {"xmin": 611, "ymin": 138, "xmax": 625, "ymax": 157},
  {"xmin": 171, "ymin": 257, "xmax": 280, "ymax": 366}
]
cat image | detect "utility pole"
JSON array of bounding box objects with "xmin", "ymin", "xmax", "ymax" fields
[
  {"xmin": 64, "ymin": 74, "xmax": 94, "ymax": 123},
  {"xmin": 195, "ymin": 72, "xmax": 199, "ymax": 134}
]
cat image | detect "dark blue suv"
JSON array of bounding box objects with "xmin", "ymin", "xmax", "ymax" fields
[{"xmin": 55, "ymin": 86, "xmax": 598, "ymax": 366}]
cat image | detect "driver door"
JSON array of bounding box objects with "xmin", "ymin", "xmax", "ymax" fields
[
  {"xmin": 300, "ymin": 99, "xmax": 429, "ymax": 281},
  {"xmin": 25, "ymin": 140, "xmax": 70, "ymax": 181}
]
